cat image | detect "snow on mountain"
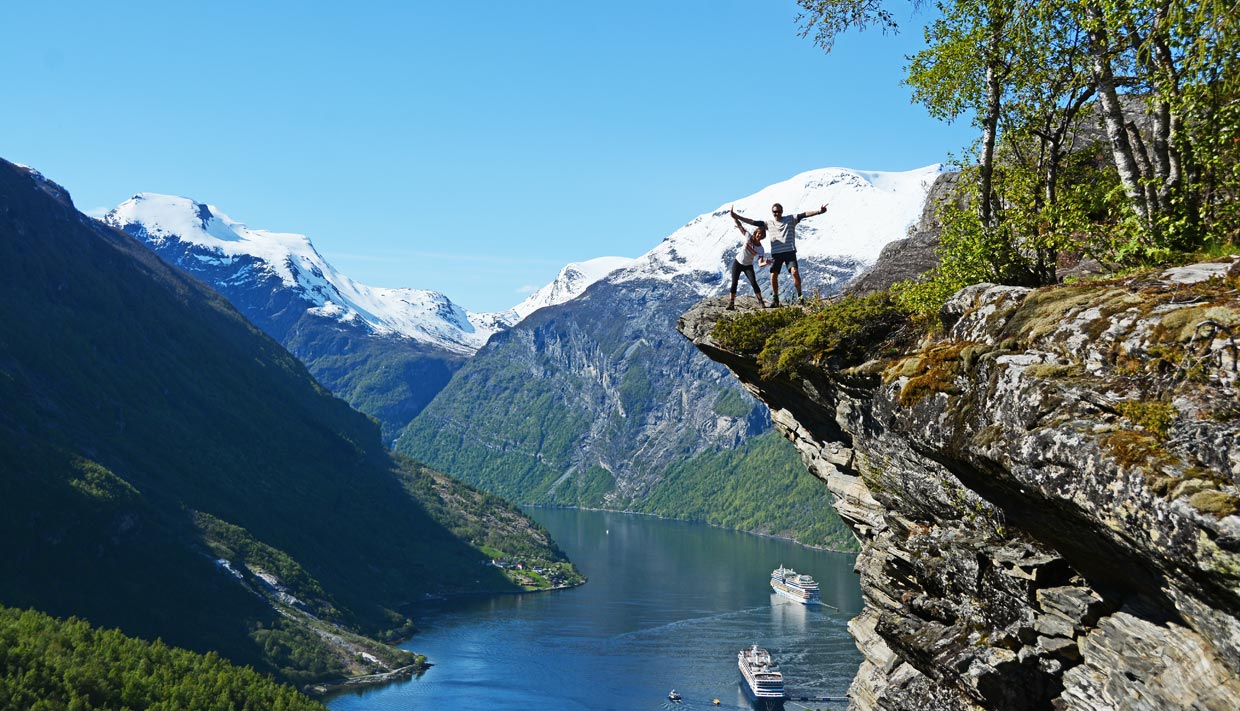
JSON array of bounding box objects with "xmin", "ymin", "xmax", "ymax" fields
[
  {"xmin": 612, "ymin": 164, "xmax": 941, "ymax": 294},
  {"xmin": 103, "ymin": 165, "xmax": 935, "ymax": 354},
  {"xmin": 509, "ymin": 256, "xmax": 635, "ymax": 321},
  {"xmin": 105, "ymin": 193, "xmax": 507, "ymax": 355}
]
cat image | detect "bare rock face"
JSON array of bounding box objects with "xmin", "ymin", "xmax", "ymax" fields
[
  {"xmin": 844, "ymin": 171, "xmax": 962, "ymax": 297},
  {"xmin": 679, "ymin": 258, "xmax": 1240, "ymax": 710}
]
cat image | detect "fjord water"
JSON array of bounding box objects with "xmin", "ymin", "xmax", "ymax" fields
[{"xmin": 328, "ymin": 508, "xmax": 863, "ymax": 711}]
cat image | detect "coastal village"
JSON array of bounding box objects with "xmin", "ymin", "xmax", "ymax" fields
[{"xmin": 489, "ymin": 557, "xmax": 582, "ymax": 591}]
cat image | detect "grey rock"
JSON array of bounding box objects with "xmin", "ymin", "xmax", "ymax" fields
[
  {"xmin": 846, "ymin": 172, "xmax": 962, "ymax": 297},
  {"xmin": 679, "ymin": 257, "xmax": 1240, "ymax": 710}
]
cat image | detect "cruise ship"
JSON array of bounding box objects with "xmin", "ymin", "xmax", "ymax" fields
[
  {"xmin": 770, "ymin": 565, "xmax": 821, "ymax": 604},
  {"xmin": 738, "ymin": 644, "xmax": 786, "ymax": 707}
]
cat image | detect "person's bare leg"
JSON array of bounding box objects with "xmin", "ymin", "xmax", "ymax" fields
[
  {"xmin": 770, "ymin": 272, "xmax": 780, "ymax": 306},
  {"xmin": 791, "ymin": 265, "xmax": 802, "ymax": 299}
]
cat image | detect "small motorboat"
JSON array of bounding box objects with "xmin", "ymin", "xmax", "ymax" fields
[{"xmin": 668, "ymin": 689, "xmax": 683, "ymax": 702}]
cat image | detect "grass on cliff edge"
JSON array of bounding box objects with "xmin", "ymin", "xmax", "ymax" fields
[{"xmin": 712, "ymin": 292, "xmax": 917, "ymax": 377}]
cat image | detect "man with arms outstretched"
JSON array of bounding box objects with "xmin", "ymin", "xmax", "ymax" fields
[{"xmin": 731, "ymin": 202, "xmax": 828, "ymax": 306}]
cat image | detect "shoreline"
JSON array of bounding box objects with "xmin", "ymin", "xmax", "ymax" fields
[
  {"xmin": 309, "ymin": 510, "xmax": 848, "ymax": 700},
  {"xmin": 523, "ymin": 504, "xmax": 859, "ymax": 555},
  {"xmin": 309, "ymin": 580, "xmax": 585, "ymax": 699},
  {"xmin": 305, "ymin": 662, "xmax": 426, "ymax": 697}
]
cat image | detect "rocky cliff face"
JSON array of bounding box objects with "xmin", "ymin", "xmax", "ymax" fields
[{"xmin": 680, "ymin": 258, "xmax": 1240, "ymax": 710}]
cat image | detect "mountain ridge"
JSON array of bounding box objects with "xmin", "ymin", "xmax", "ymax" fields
[
  {"xmin": 103, "ymin": 195, "xmax": 630, "ymax": 440},
  {"xmin": 396, "ymin": 165, "xmax": 942, "ymax": 547},
  {"xmin": 0, "ymin": 157, "xmax": 579, "ymax": 684}
]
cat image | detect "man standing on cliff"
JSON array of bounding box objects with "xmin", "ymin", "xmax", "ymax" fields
[{"xmin": 731, "ymin": 202, "xmax": 828, "ymax": 306}]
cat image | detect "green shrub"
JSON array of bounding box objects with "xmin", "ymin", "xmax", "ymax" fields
[
  {"xmin": 711, "ymin": 308, "xmax": 802, "ymax": 353},
  {"xmin": 715, "ymin": 294, "xmax": 911, "ymax": 378}
]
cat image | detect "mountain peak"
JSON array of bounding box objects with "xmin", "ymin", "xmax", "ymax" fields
[
  {"xmin": 11, "ymin": 161, "xmax": 74, "ymax": 208},
  {"xmin": 610, "ymin": 164, "xmax": 942, "ymax": 294},
  {"xmin": 106, "ymin": 193, "xmax": 504, "ymax": 354},
  {"xmin": 510, "ymin": 256, "xmax": 636, "ymax": 320}
]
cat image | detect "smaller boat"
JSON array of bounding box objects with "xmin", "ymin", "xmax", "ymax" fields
[{"xmin": 668, "ymin": 689, "xmax": 682, "ymax": 702}]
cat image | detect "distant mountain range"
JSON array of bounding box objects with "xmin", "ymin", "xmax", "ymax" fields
[
  {"xmin": 102, "ymin": 163, "xmax": 940, "ymax": 548},
  {"xmin": 0, "ymin": 158, "xmax": 578, "ymax": 684},
  {"xmin": 104, "ymin": 195, "xmax": 629, "ymax": 440},
  {"xmin": 396, "ymin": 165, "xmax": 942, "ymax": 548}
]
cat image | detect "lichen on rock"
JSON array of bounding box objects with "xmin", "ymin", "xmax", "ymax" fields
[{"xmin": 678, "ymin": 257, "xmax": 1240, "ymax": 710}]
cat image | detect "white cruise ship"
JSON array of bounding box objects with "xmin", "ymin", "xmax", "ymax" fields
[
  {"xmin": 738, "ymin": 644, "xmax": 786, "ymax": 707},
  {"xmin": 770, "ymin": 565, "xmax": 821, "ymax": 605}
]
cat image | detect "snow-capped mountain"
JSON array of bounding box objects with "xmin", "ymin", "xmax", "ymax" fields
[
  {"xmin": 396, "ymin": 164, "xmax": 944, "ymax": 522},
  {"xmin": 612, "ymin": 164, "xmax": 940, "ymax": 293},
  {"xmin": 103, "ymin": 192, "xmax": 634, "ymax": 442},
  {"xmin": 509, "ymin": 256, "xmax": 635, "ymax": 321},
  {"xmin": 105, "ymin": 194, "xmax": 504, "ymax": 356}
]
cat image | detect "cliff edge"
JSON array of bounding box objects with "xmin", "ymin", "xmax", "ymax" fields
[{"xmin": 678, "ymin": 259, "xmax": 1240, "ymax": 710}]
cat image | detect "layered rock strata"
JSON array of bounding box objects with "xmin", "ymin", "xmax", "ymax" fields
[{"xmin": 679, "ymin": 259, "xmax": 1240, "ymax": 710}]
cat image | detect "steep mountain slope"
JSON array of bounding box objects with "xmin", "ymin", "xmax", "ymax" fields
[
  {"xmin": 396, "ymin": 166, "xmax": 940, "ymax": 548},
  {"xmin": 0, "ymin": 159, "xmax": 577, "ymax": 683},
  {"xmin": 103, "ymin": 195, "xmax": 498, "ymax": 441}
]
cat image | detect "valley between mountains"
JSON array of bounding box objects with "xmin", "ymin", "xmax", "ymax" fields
[{"xmin": 1, "ymin": 155, "xmax": 937, "ymax": 698}]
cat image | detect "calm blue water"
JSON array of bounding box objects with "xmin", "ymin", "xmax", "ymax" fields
[{"xmin": 327, "ymin": 508, "xmax": 863, "ymax": 711}]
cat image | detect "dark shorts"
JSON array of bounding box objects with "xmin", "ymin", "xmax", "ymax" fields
[{"xmin": 770, "ymin": 251, "xmax": 798, "ymax": 274}]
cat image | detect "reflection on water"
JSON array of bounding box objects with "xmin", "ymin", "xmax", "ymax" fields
[
  {"xmin": 768, "ymin": 594, "xmax": 809, "ymax": 634},
  {"xmin": 327, "ymin": 509, "xmax": 862, "ymax": 711}
]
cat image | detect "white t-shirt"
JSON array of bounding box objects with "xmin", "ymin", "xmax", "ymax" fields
[{"xmin": 735, "ymin": 236, "xmax": 767, "ymax": 266}]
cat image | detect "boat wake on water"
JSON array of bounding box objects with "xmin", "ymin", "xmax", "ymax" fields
[{"xmin": 608, "ymin": 605, "xmax": 774, "ymax": 642}]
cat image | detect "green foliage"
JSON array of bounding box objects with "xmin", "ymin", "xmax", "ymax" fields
[
  {"xmin": 193, "ymin": 513, "xmax": 339, "ymax": 620},
  {"xmin": 396, "ymin": 353, "xmax": 594, "ymax": 505},
  {"xmin": 801, "ymin": 0, "xmax": 1240, "ymax": 314},
  {"xmin": 0, "ymin": 605, "xmax": 326, "ymax": 711},
  {"xmin": 249, "ymin": 622, "xmax": 348, "ymax": 685},
  {"xmin": 636, "ymin": 431, "xmax": 857, "ymax": 551},
  {"xmin": 569, "ymin": 466, "xmax": 619, "ymax": 504},
  {"xmin": 618, "ymin": 366, "xmax": 654, "ymax": 417},
  {"xmin": 287, "ymin": 331, "xmax": 463, "ymax": 443},
  {"xmin": 712, "ymin": 387, "xmax": 755, "ymax": 418},
  {"xmin": 396, "ymin": 457, "xmax": 577, "ymax": 566},
  {"xmin": 892, "ymin": 153, "xmax": 1125, "ymax": 319},
  {"xmin": 714, "ymin": 293, "xmax": 912, "ymax": 377},
  {"xmin": 65, "ymin": 458, "xmax": 140, "ymax": 504},
  {"xmin": 711, "ymin": 308, "xmax": 801, "ymax": 353}
]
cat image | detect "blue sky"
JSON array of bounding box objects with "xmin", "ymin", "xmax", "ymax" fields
[{"xmin": 3, "ymin": 1, "xmax": 975, "ymax": 313}]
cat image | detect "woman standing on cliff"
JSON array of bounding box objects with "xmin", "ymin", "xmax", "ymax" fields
[{"xmin": 727, "ymin": 207, "xmax": 769, "ymax": 310}]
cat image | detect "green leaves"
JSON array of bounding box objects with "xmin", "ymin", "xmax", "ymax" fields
[
  {"xmin": 0, "ymin": 606, "xmax": 327, "ymax": 711},
  {"xmin": 798, "ymin": 0, "xmax": 1240, "ymax": 311},
  {"xmin": 795, "ymin": 0, "xmax": 905, "ymax": 54}
]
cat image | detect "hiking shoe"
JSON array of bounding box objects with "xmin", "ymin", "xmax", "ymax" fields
[{"xmin": 725, "ymin": 304, "xmax": 735, "ymax": 311}]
